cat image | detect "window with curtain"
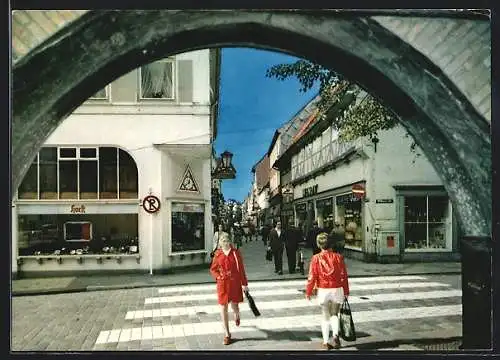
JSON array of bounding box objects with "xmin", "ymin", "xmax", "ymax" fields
[
  {"xmin": 140, "ymin": 60, "xmax": 174, "ymax": 99},
  {"xmin": 89, "ymin": 87, "xmax": 108, "ymax": 99}
]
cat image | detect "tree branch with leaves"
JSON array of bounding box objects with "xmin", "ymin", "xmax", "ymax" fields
[{"xmin": 266, "ymin": 60, "xmax": 397, "ymax": 143}]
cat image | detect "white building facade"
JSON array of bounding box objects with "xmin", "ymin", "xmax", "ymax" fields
[
  {"xmin": 289, "ymin": 122, "xmax": 459, "ymax": 263},
  {"xmin": 13, "ymin": 49, "xmax": 220, "ymax": 277}
]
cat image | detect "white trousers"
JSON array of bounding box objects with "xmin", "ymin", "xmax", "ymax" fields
[{"xmin": 317, "ymin": 287, "xmax": 344, "ymax": 343}]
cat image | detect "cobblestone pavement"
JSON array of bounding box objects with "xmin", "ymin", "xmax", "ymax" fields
[{"xmin": 11, "ymin": 274, "xmax": 462, "ymax": 352}]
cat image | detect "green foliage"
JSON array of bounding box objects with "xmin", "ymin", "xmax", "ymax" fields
[{"xmin": 266, "ymin": 60, "xmax": 398, "ymax": 143}]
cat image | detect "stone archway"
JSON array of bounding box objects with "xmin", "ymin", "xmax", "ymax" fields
[{"xmin": 12, "ymin": 10, "xmax": 491, "ymax": 239}]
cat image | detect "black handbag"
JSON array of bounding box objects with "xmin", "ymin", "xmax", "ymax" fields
[
  {"xmin": 339, "ymin": 298, "xmax": 356, "ymax": 341},
  {"xmin": 244, "ymin": 290, "xmax": 261, "ymax": 317},
  {"xmin": 265, "ymin": 247, "xmax": 272, "ymax": 261}
]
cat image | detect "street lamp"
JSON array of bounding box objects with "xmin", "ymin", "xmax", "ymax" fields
[
  {"xmin": 221, "ymin": 150, "xmax": 233, "ymax": 169},
  {"xmin": 212, "ymin": 150, "xmax": 236, "ymax": 180}
]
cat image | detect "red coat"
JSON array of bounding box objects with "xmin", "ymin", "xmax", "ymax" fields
[
  {"xmin": 306, "ymin": 249, "xmax": 349, "ymax": 297},
  {"xmin": 209, "ymin": 246, "xmax": 248, "ymax": 305}
]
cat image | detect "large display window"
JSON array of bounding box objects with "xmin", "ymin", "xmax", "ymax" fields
[
  {"xmin": 404, "ymin": 195, "xmax": 452, "ymax": 251},
  {"xmin": 171, "ymin": 202, "xmax": 205, "ymax": 253},
  {"xmin": 335, "ymin": 193, "xmax": 363, "ymax": 249},
  {"xmin": 316, "ymin": 197, "xmax": 334, "ymax": 233},
  {"xmin": 17, "ymin": 146, "xmax": 138, "ymax": 201},
  {"xmin": 18, "ymin": 214, "xmax": 139, "ymax": 256}
]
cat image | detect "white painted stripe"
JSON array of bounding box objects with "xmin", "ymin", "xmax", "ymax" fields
[
  {"xmin": 130, "ymin": 328, "xmax": 142, "ymax": 341},
  {"xmin": 152, "ymin": 325, "xmax": 163, "ymax": 339},
  {"xmin": 107, "ymin": 329, "xmax": 121, "ymax": 343},
  {"xmin": 118, "ymin": 328, "xmax": 131, "ymax": 343},
  {"xmin": 96, "ymin": 304, "xmax": 462, "ymax": 344},
  {"xmin": 156, "ymin": 275, "xmax": 428, "ymax": 294},
  {"xmin": 145, "ymin": 282, "xmax": 450, "ymax": 304},
  {"xmin": 142, "ymin": 327, "xmax": 152, "ymax": 340},
  {"xmin": 126, "ymin": 289, "xmax": 461, "ymax": 320},
  {"xmin": 95, "ymin": 330, "xmax": 110, "ymax": 344}
]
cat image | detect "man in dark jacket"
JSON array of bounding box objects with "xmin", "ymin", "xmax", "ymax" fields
[
  {"xmin": 261, "ymin": 224, "xmax": 271, "ymax": 246},
  {"xmin": 267, "ymin": 221, "xmax": 285, "ymax": 275},
  {"xmin": 307, "ymin": 221, "xmax": 323, "ymax": 255},
  {"xmin": 284, "ymin": 224, "xmax": 302, "ymax": 274}
]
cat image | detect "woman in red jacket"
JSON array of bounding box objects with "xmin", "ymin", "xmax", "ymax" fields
[
  {"xmin": 305, "ymin": 232, "xmax": 350, "ymax": 350},
  {"xmin": 209, "ymin": 232, "xmax": 249, "ymax": 345}
]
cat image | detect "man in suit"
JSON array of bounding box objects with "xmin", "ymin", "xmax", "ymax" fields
[
  {"xmin": 268, "ymin": 221, "xmax": 285, "ymax": 275},
  {"xmin": 285, "ymin": 223, "xmax": 301, "ymax": 274},
  {"xmin": 307, "ymin": 221, "xmax": 324, "ymax": 255},
  {"xmin": 261, "ymin": 224, "xmax": 271, "ymax": 246}
]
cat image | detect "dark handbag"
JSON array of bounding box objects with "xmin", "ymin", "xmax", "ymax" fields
[
  {"xmin": 265, "ymin": 247, "xmax": 272, "ymax": 261},
  {"xmin": 244, "ymin": 290, "xmax": 261, "ymax": 317},
  {"xmin": 339, "ymin": 298, "xmax": 356, "ymax": 341}
]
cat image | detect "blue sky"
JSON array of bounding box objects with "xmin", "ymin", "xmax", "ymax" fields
[{"xmin": 214, "ymin": 48, "xmax": 319, "ymax": 203}]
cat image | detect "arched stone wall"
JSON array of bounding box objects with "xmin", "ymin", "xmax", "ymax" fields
[{"xmin": 12, "ymin": 10, "xmax": 491, "ymax": 237}]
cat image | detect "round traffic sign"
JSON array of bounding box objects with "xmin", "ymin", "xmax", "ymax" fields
[{"xmin": 142, "ymin": 195, "xmax": 161, "ymax": 214}]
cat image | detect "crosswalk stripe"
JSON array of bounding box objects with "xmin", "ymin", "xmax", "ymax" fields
[
  {"xmin": 126, "ymin": 289, "xmax": 461, "ymax": 320},
  {"xmin": 97, "ymin": 304, "xmax": 462, "ymax": 344},
  {"xmin": 95, "ymin": 330, "xmax": 110, "ymax": 344},
  {"xmin": 156, "ymin": 275, "xmax": 428, "ymax": 294},
  {"xmin": 145, "ymin": 282, "xmax": 450, "ymax": 304}
]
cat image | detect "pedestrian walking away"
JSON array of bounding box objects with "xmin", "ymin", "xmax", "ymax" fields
[
  {"xmin": 268, "ymin": 221, "xmax": 285, "ymax": 275},
  {"xmin": 285, "ymin": 223, "xmax": 301, "ymax": 274},
  {"xmin": 305, "ymin": 232, "xmax": 350, "ymax": 350},
  {"xmin": 209, "ymin": 232, "xmax": 249, "ymax": 345}
]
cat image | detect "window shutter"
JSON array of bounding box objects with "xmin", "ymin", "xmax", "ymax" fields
[{"xmin": 177, "ymin": 60, "xmax": 193, "ymax": 103}]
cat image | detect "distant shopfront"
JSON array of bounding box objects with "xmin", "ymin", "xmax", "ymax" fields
[{"xmin": 294, "ymin": 182, "xmax": 366, "ymax": 258}]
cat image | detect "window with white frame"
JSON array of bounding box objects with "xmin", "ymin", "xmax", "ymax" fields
[
  {"xmin": 17, "ymin": 147, "xmax": 138, "ymax": 201},
  {"xmin": 171, "ymin": 202, "xmax": 205, "ymax": 253},
  {"xmin": 404, "ymin": 195, "xmax": 452, "ymax": 251},
  {"xmin": 89, "ymin": 86, "xmax": 109, "ymax": 100},
  {"xmin": 140, "ymin": 59, "xmax": 175, "ymax": 100}
]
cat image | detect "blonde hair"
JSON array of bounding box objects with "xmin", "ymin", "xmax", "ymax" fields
[
  {"xmin": 219, "ymin": 232, "xmax": 231, "ymax": 243},
  {"xmin": 316, "ymin": 232, "xmax": 330, "ymax": 250}
]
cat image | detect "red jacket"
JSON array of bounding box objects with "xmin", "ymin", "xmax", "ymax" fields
[
  {"xmin": 306, "ymin": 249, "xmax": 349, "ymax": 297},
  {"xmin": 209, "ymin": 246, "xmax": 248, "ymax": 305}
]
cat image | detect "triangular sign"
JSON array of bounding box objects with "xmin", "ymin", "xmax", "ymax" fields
[{"xmin": 178, "ymin": 165, "xmax": 200, "ymax": 193}]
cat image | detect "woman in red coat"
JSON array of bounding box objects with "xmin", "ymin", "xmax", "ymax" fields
[
  {"xmin": 305, "ymin": 232, "xmax": 350, "ymax": 350},
  {"xmin": 209, "ymin": 232, "xmax": 248, "ymax": 345}
]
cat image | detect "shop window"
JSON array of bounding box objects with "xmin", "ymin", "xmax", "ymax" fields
[
  {"xmin": 316, "ymin": 198, "xmax": 334, "ymax": 232},
  {"xmin": 17, "ymin": 146, "xmax": 138, "ymax": 201},
  {"xmin": 79, "ymin": 160, "xmax": 98, "ymax": 199},
  {"xmin": 59, "ymin": 147, "xmax": 77, "ymax": 158},
  {"xmin": 18, "ymin": 214, "xmax": 139, "ymax": 256},
  {"xmin": 59, "ymin": 160, "xmax": 78, "ymax": 199},
  {"xmin": 80, "ymin": 148, "xmax": 97, "ymax": 158},
  {"xmin": 336, "ymin": 193, "xmax": 363, "ymax": 249},
  {"xmin": 18, "ymin": 157, "xmax": 38, "ymax": 199},
  {"xmin": 171, "ymin": 202, "xmax": 205, "ymax": 253},
  {"xmin": 64, "ymin": 221, "xmax": 92, "ymax": 242},
  {"xmin": 119, "ymin": 150, "xmax": 138, "ymax": 199},
  {"xmin": 39, "ymin": 148, "xmax": 58, "ymax": 199},
  {"xmin": 140, "ymin": 60, "xmax": 174, "ymax": 100},
  {"xmin": 99, "ymin": 147, "xmax": 118, "ymax": 199},
  {"xmin": 404, "ymin": 195, "xmax": 452, "ymax": 251}
]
